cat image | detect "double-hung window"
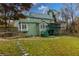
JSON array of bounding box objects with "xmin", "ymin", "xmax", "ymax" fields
[{"xmin": 19, "ymin": 22, "xmax": 28, "ymax": 31}]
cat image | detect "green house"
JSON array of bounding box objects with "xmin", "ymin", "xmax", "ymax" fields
[{"xmin": 14, "ymin": 10, "xmax": 60, "ymax": 36}]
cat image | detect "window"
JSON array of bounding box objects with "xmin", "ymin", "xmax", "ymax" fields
[
  {"xmin": 19, "ymin": 22, "xmax": 28, "ymax": 31},
  {"xmin": 40, "ymin": 23, "xmax": 47, "ymax": 29},
  {"xmin": 40, "ymin": 24, "xmax": 42, "ymax": 29},
  {"xmin": 43, "ymin": 23, "xmax": 45, "ymax": 28},
  {"xmin": 19, "ymin": 22, "xmax": 21, "ymax": 30},
  {"xmin": 22, "ymin": 23, "xmax": 27, "ymax": 29}
]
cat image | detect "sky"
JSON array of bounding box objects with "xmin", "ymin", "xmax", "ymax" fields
[
  {"xmin": 28, "ymin": 3, "xmax": 79, "ymax": 16},
  {"xmin": 29, "ymin": 3, "xmax": 63, "ymax": 14}
]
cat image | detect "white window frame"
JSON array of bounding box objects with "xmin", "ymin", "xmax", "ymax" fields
[
  {"xmin": 39, "ymin": 22, "xmax": 48, "ymax": 31},
  {"xmin": 18, "ymin": 22, "xmax": 28, "ymax": 31}
]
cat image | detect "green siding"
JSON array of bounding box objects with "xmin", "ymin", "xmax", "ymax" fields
[
  {"xmin": 14, "ymin": 10, "xmax": 60, "ymax": 36},
  {"xmin": 15, "ymin": 21, "xmax": 40, "ymax": 36},
  {"xmin": 27, "ymin": 23, "xmax": 39, "ymax": 36},
  {"xmin": 48, "ymin": 23, "xmax": 60, "ymax": 35}
]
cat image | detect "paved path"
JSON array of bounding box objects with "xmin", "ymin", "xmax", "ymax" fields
[{"xmin": 0, "ymin": 36, "xmax": 61, "ymax": 41}]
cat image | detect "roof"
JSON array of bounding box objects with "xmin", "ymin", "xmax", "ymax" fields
[{"xmin": 23, "ymin": 12, "xmax": 53, "ymax": 20}]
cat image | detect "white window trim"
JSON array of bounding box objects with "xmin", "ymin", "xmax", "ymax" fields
[
  {"xmin": 18, "ymin": 22, "xmax": 28, "ymax": 31},
  {"xmin": 39, "ymin": 23, "xmax": 48, "ymax": 31}
]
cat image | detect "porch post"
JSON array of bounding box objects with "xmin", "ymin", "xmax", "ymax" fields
[{"xmin": 21, "ymin": 23, "xmax": 22, "ymax": 31}]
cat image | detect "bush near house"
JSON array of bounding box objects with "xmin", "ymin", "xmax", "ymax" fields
[{"xmin": 41, "ymin": 31, "xmax": 49, "ymax": 37}]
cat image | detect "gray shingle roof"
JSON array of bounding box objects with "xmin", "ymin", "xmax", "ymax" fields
[{"xmin": 24, "ymin": 12, "xmax": 53, "ymax": 19}]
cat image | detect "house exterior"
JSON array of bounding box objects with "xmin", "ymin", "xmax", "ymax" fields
[
  {"xmin": 58, "ymin": 21, "xmax": 67, "ymax": 34},
  {"xmin": 14, "ymin": 10, "xmax": 61, "ymax": 36}
]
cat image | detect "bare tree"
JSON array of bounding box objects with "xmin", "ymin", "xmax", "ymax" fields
[
  {"xmin": 0, "ymin": 3, "xmax": 33, "ymax": 28},
  {"xmin": 60, "ymin": 5, "xmax": 70, "ymax": 32},
  {"xmin": 60, "ymin": 3, "xmax": 78, "ymax": 33}
]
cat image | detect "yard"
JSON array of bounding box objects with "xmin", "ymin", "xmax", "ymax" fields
[{"xmin": 0, "ymin": 36, "xmax": 79, "ymax": 56}]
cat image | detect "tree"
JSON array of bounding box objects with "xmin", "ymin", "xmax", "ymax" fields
[
  {"xmin": 0, "ymin": 3, "xmax": 33, "ymax": 28},
  {"xmin": 60, "ymin": 5, "xmax": 71, "ymax": 32},
  {"xmin": 47, "ymin": 9, "xmax": 59, "ymax": 23},
  {"xmin": 60, "ymin": 3, "xmax": 78, "ymax": 33}
]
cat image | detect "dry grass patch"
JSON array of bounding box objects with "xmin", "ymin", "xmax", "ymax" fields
[{"xmin": 0, "ymin": 36, "xmax": 79, "ymax": 56}]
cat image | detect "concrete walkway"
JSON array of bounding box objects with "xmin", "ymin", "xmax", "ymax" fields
[{"xmin": 0, "ymin": 36, "xmax": 61, "ymax": 41}]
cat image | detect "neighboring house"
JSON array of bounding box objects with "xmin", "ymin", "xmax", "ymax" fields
[
  {"xmin": 14, "ymin": 10, "xmax": 61, "ymax": 36},
  {"xmin": 58, "ymin": 21, "xmax": 67, "ymax": 34},
  {"xmin": 73, "ymin": 19, "xmax": 79, "ymax": 33}
]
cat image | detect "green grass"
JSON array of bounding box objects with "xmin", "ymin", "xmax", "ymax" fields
[
  {"xmin": 0, "ymin": 40, "xmax": 22, "ymax": 56},
  {"xmin": 1, "ymin": 36, "xmax": 79, "ymax": 56}
]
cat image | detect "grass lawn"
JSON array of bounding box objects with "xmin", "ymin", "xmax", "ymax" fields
[{"xmin": 0, "ymin": 36, "xmax": 79, "ymax": 56}]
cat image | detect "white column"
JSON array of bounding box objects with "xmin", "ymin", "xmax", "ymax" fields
[{"xmin": 21, "ymin": 23, "xmax": 22, "ymax": 31}]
